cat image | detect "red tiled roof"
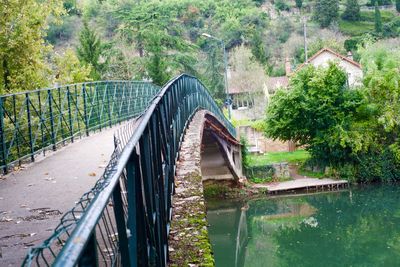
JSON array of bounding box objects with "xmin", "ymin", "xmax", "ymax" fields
[{"xmin": 296, "ymin": 47, "xmax": 362, "ymax": 71}]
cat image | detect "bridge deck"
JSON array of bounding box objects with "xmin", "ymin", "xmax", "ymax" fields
[{"xmin": 0, "ymin": 125, "xmax": 121, "ymax": 266}]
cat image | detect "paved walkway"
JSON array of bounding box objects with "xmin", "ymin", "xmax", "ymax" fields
[
  {"xmin": 253, "ymin": 178, "xmax": 348, "ymax": 194},
  {"xmin": 0, "ymin": 126, "xmax": 120, "ymax": 266}
]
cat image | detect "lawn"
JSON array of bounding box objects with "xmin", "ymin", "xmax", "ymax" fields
[
  {"xmin": 339, "ymin": 10, "xmax": 396, "ymax": 36},
  {"xmin": 249, "ymin": 150, "xmax": 310, "ymax": 167}
]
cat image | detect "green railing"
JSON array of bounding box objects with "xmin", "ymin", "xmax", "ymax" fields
[
  {"xmin": 22, "ymin": 74, "xmax": 236, "ymax": 266},
  {"xmin": 0, "ymin": 81, "xmax": 160, "ymax": 173}
]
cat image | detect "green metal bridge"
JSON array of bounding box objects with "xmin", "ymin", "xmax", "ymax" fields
[{"xmin": 0, "ymin": 74, "xmax": 240, "ymax": 266}]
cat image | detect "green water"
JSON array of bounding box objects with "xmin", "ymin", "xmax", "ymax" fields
[{"xmin": 206, "ymin": 185, "xmax": 400, "ymax": 267}]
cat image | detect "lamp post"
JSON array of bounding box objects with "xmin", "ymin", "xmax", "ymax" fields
[{"xmin": 201, "ymin": 33, "xmax": 231, "ymax": 119}]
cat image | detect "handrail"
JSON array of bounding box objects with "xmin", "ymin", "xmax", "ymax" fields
[
  {"xmin": 0, "ymin": 80, "xmax": 160, "ymax": 173},
  {"xmin": 22, "ymin": 74, "xmax": 236, "ymax": 266}
]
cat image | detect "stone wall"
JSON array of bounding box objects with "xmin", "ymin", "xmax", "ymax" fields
[
  {"xmin": 239, "ymin": 125, "xmax": 289, "ymax": 153},
  {"xmin": 168, "ymin": 110, "xmax": 214, "ymax": 266}
]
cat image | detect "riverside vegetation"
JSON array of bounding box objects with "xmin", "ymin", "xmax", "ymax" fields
[
  {"xmin": 264, "ymin": 41, "xmax": 400, "ymax": 183},
  {"xmin": 3, "ymin": 1, "xmax": 400, "ymax": 186}
]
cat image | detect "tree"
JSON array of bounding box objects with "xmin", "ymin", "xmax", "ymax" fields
[
  {"xmin": 54, "ymin": 49, "xmax": 92, "ymax": 85},
  {"xmin": 396, "ymin": 0, "xmax": 400, "ymax": 12},
  {"xmin": 342, "ymin": 0, "xmax": 361, "ymax": 21},
  {"xmin": 250, "ymin": 31, "xmax": 268, "ymax": 65},
  {"xmin": 118, "ymin": 1, "xmax": 196, "ymax": 86},
  {"xmin": 202, "ymin": 43, "xmax": 225, "ymax": 104},
  {"xmin": 375, "ymin": 2, "xmax": 383, "ymax": 33},
  {"xmin": 0, "ymin": 0, "xmax": 63, "ymax": 93},
  {"xmin": 264, "ymin": 63, "xmax": 364, "ymax": 166},
  {"xmin": 77, "ymin": 21, "xmax": 107, "ymax": 79},
  {"xmin": 295, "ymin": 0, "xmax": 303, "ymax": 9},
  {"xmin": 314, "ymin": 0, "xmax": 339, "ymax": 28}
]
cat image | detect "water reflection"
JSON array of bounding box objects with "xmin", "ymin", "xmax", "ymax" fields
[
  {"xmin": 206, "ymin": 186, "xmax": 400, "ymax": 267},
  {"xmin": 206, "ymin": 202, "xmax": 249, "ymax": 266}
]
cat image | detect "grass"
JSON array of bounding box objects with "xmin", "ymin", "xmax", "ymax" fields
[
  {"xmin": 339, "ymin": 10, "xmax": 396, "ymax": 36},
  {"xmin": 297, "ymin": 167, "xmax": 326, "ymax": 179},
  {"xmin": 249, "ymin": 150, "xmax": 310, "ymax": 167},
  {"xmin": 249, "ymin": 176, "xmax": 292, "ymax": 184}
]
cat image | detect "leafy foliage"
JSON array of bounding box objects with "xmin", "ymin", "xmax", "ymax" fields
[
  {"xmin": 54, "ymin": 49, "xmax": 92, "ymax": 84},
  {"xmin": 314, "ymin": 0, "xmax": 339, "ymax": 28},
  {"xmin": 266, "ymin": 41, "xmax": 400, "ymax": 183},
  {"xmin": 342, "ymin": 0, "xmax": 361, "ymax": 22},
  {"xmin": 265, "ymin": 63, "xmax": 365, "ymax": 167},
  {"xmin": 375, "ymin": 2, "xmax": 383, "ymax": 33},
  {"xmin": 295, "ymin": 0, "xmax": 303, "ymax": 9},
  {"xmin": 77, "ymin": 21, "xmax": 107, "ymax": 79},
  {"xmin": 275, "ymin": 0, "xmax": 290, "ymax": 11},
  {"xmin": 240, "ymin": 136, "xmax": 251, "ymax": 171},
  {"xmin": 0, "ymin": 0, "xmax": 64, "ymax": 93}
]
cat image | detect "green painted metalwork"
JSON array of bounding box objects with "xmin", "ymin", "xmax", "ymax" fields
[
  {"xmin": 0, "ymin": 81, "xmax": 159, "ymax": 173},
  {"xmin": 22, "ymin": 74, "xmax": 236, "ymax": 267}
]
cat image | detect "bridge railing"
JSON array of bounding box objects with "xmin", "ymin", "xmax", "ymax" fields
[
  {"xmin": 23, "ymin": 74, "xmax": 235, "ymax": 266},
  {"xmin": 0, "ymin": 81, "xmax": 159, "ymax": 173}
]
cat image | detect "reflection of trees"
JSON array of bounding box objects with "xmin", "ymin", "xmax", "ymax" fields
[
  {"xmin": 273, "ymin": 186, "xmax": 400, "ymax": 267},
  {"xmin": 245, "ymin": 197, "xmax": 316, "ymax": 267},
  {"xmin": 208, "ymin": 186, "xmax": 400, "ymax": 267}
]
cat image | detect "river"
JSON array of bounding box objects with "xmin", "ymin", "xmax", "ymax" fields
[{"xmin": 206, "ymin": 185, "xmax": 400, "ymax": 267}]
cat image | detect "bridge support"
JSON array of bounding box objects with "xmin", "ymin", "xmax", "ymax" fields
[
  {"xmin": 200, "ymin": 113, "xmax": 243, "ymax": 182},
  {"xmin": 169, "ymin": 109, "xmax": 243, "ymax": 265}
]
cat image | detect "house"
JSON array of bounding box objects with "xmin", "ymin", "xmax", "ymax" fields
[
  {"xmin": 229, "ymin": 58, "xmax": 292, "ymax": 153},
  {"xmin": 228, "ymin": 48, "xmax": 363, "ymax": 154},
  {"xmin": 297, "ymin": 47, "xmax": 363, "ymax": 87}
]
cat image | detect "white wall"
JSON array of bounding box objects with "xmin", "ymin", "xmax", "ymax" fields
[{"xmin": 310, "ymin": 51, "xmax": 363, "ymax": 87}]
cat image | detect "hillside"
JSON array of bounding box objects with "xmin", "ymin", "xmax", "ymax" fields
[{"xmin": 2, "ymin": 0, "xmax": 400, "ymax": 95}]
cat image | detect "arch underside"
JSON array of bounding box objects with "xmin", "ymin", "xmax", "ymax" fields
[{"xmin": 200, "ymin": 113, "xmax": 242, "ymax": 181}]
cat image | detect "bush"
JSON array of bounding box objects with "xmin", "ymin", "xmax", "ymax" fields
[
  {"xmin": 240, "ymin": 136, "xmax": 251, "ymax": 171},
  {"xmin": 357, "ymin": 149, "xmax": 400, "ymax": 183},
  {"xmin": 382, "ymin": 17, "xmax": 400, "ymax": 37},
  {"xmin": 275, "ymin": 0, "xmax": 290, "ymax": 11},
  {"xmin": 46, "ymin": 16, "xmax": 77, "ymax": 44},
  {"xmin": 344, "ymin": 38, "xmax": 359, "ymax": 51}
]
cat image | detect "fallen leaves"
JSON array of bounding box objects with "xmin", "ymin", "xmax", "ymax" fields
[{"xmin": 88, "ymin": 172, "xmax": 96, "ymax": 177}]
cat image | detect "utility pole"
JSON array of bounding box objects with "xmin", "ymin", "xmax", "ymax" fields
[{"xmin": 303, "ymin": 16, "xmax": 308, "ymax": 62}]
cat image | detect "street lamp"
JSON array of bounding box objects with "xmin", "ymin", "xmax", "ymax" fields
[{"xmin": 201, "ymin": 33, "xmax": 231, "ymax": 119}]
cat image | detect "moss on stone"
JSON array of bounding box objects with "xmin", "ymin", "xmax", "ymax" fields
[{"xmin": 169, "ymin": 172, "xmax": 215, "ymax": 267}]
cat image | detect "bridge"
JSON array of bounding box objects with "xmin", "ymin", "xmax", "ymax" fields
[{"xmin": 0, "ymin": 75, "xmax": 242, "ymax": 266}]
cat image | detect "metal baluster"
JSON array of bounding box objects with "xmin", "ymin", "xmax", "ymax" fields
[
  {"xmin": 48, "ymin": 90, "xmax": 56, "ymax": 151},
  {"xmin": 0, "ymin": 97, "xmax": 7, "ymax": 173},
  {"xmin": 26, "ymin": 93, "xmax": 34, "ymax": 162},
  {"xmin": 112, "ymin": 180, "xmax": 130, "ymax": 267},
  {"xmin": 67, "ymin": 86, "xmax": 74, "ymax": 143},
  {"xmin": 83, "ymin": 84, "xmax": 89, "ymax": 136}
]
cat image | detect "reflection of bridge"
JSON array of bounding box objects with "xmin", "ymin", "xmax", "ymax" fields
[
  {"xmin": 0, "ymin": 75, "xmax": 242, "ymax": 266},
  {"xmin": 207, "ymin": 202, "xmax": 249, "ymax": 267}
]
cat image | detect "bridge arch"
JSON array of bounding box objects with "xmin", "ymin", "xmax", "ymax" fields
[
  {"xmin": 23, "ymin": 74, "xmax": 241, "ymax": 267},
  {"xmin": 200, "ymin": 112, "xmax": 242, "ymax": 181}
]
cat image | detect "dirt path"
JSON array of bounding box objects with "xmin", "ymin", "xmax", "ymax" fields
[{"xmin": 288, "ymin": 164, "xmax": 308, "ymax": 179}]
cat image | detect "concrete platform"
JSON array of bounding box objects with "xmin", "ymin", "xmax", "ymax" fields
[{"xmin": 253, "ymin": 178, "xmax": 348, "ymax": 194}]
